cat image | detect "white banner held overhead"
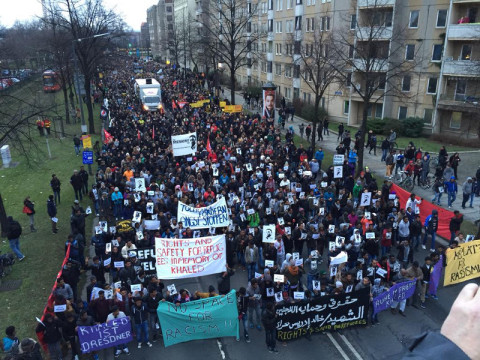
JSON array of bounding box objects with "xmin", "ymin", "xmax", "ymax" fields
[
  {"xmin": 171, "ymin": 132, "xmax": 197, "ymax": 156},
  {"xmin": 177, "ymin": 197, "xmax": 229, "ymax": 229},
  {"xmin": 155, "ymin": 236, "xmax": 227, "ymax": 279}
]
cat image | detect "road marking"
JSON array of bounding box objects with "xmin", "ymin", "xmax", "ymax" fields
[
  {"xmin": 216, "ymin": 339, "xmax": 226, "ymax": 360},
  {"xmin": 339, "ymin": 334, "xmax": 363, "ymax": 360},
  {"xmin": 326, "ymin": 333, "xmax": 350, "ymax": 360}
]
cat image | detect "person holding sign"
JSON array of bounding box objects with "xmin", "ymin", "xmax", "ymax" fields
[
  {"xmin": 106, "ymin": 306, "xmax": 131, "ymax": 357},
  {"xmin": 35, "ymin": 313, "xmax": 63, "ymax": 360},
  {"xmin": 131, "ymin": 297, "xmax": 153, "ymax": 349}
]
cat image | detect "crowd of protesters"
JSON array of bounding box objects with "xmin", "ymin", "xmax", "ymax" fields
[{"xmin": 4, "ymin": 56, "xmax": 479, "ymax": 359}]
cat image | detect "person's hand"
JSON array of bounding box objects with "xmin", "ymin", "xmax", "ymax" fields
[{"xmin": 441, "ymin": 283, "xmax": 480, "ymax": 359}]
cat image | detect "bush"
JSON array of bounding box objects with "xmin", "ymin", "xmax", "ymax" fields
[
  {"xmin": 301, "ymin": 104, "xmax": 327, "ymax": 123},
  {"xmin": 402, "ymin": 117, "xmax": 424, "ymax": 138},
  {"xmin": 366, "ymin": 117, "xmax": 385, "ymax": 134}
]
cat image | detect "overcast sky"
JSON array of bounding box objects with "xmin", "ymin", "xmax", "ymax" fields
[{"xmin": 0, "ymin": 0, "xmax": 156, "ymax": 31}]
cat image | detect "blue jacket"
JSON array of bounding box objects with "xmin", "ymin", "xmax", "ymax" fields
[
  {"xmin": 444, "ymin": 181, "xmax": 458, "ymax": 193},
  {"xmin": 348, "ymin": 151, "xmax": 357, "ymax": 164},
  {"xmin": 315, "ymin": 150, "xmax": 324, "ymax": 161}
]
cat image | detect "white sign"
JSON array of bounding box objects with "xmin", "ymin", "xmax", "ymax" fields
[
  {"xmin": 334, "ymin": 166, "xmax": 343, "ymax": 179},
  {"xmin": 171, "ymin": 132, "xmax": 197, "ymax": 156},
  {"xmin": 155, "ymin": 236, "xmax": 226, "ymax": 279},
  {"xmin": 177, "ymin": 198, "xmax": 229, "ymax": 229},
  {"xmin": 273, "ymin": 274, "xmax": 285, "ymax": 283},
  {"xmin": 360, "ymin": 192, "xmax": 372, "ymax": 207},
  {"xmin": 263, "ymin": 224, "xmax": 276, "ymax": 243},
  {"xmin": 330, "ymin": 251, "xmax": 348, "ymax": 266},
  {"xmin": 265, "ymin": 260, "xmax": 274, "ymax": 267},
  {"xmin": 333, "ymin": 154, "xmax": 344, "ymax": 165},
  {"xmin": 293, "ymin": 292, "xmax": 305, "ymax": 300},
  {"xmin": 135, "ymin": 178, "xmax": 146, "ymax": 192}
]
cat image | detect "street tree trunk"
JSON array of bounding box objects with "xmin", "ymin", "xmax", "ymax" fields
[
  {"xmin": 0, "ymin": 193, "xmax": 7, "ymax": 238},
  {"xmin": 356, "ymin": 98, "xmax": 370, "ymax": 176},
  {"xmin": 84, "ymin": 76, "xmax": 95, "ymax": 134},
  {"xmin": 311, "ymin": 96, "xmax": 320, "ymax": 149}
]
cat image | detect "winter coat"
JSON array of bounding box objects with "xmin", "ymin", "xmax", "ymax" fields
[{"xmin": 47, "ymin": 199, "xmax": 57, "ymax": 218}]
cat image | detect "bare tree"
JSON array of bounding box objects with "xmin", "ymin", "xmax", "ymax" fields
[
  {"xmin": 291, "ymin": 28, "xmax": 338, "ymax": 149},
  {"xmin": 196, "ymin": 0, "xmax": 263, "ymax": 104},
  {"xmin": 53, "ymin": 0, "xmax": 124, "ymax": 134},
  {"xmin": 331, "ymin": 0, "xmax": 418, "ymax": 174}
]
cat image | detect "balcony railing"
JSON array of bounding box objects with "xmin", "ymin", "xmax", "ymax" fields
[
  {"xmin": 447, "ymin": 23, "xmax": 480, "ymax": 40},
  {"xmin": 442, "ymin": 59, "xmax": 480, "ymax": 76},
  {"xmin": 358, "ymin": 0, "xmax": 395, "ymax": 8},
  {"xmin": 356, "ymin": 26, "xmax": 392, "ymax": 40}
]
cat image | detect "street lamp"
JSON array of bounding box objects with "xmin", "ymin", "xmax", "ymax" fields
[{"xmin": 215, "ymin": 62, "xmax": 225, "ymax": 97}]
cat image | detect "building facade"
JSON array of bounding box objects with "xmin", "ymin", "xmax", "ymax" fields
[
  {"xmin": 232, "ymin": 0, "xmax": 479, "ymax": 136},
  {"xmin": 148, "ymin": 0, "xmax": 175, "ymax": 62}
]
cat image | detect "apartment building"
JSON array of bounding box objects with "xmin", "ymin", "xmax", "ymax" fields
[
  {"xmin": 435, "ymin": 0, "xmax": 480, "ymax": 137},
  {"xmin": 147, "ymin": 0, "xmax": 175, "ymax": 62},
  {"xmin": 234, "ymin": 0, "xmax": 478, "ymax": 136}
]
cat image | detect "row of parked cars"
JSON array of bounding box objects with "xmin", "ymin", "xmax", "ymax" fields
[{"xmin": 0, "ymin": 68, "xmax": 33, "ymax": 90}]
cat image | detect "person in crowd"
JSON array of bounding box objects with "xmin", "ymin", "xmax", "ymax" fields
[
  {"xmin": 106, "ymin": 305, "xmax": 131, "ymax": 358},
  {"xmin": 50, "ymin": 174, "xmax": 61, "ymax": 204},
  {"xmin": 6, "ymin": 216, "xmax": 25, "ymax": 261},
  {"xmin": 47, "ymin": 195, "xmax": 58, "ymax": 234},
  {"xmin": 22, "ymin": 196, "xmax": 36, "ymax": 232}
]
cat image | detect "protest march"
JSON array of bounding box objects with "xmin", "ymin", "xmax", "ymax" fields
[{"xmin": 21, "ymin": 55, "xmax": 480, "ymax": 360}]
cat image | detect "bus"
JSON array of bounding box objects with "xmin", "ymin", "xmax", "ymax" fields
[{"xmin": 42, "ymin": 70, "xmax": 61, "ymax": 92}]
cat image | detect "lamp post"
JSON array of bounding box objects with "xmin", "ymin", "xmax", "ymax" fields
[
  {"xmin": 71, "ymin": 32, "xmax": 109, "ymax": 175},
  {"xmin": 215, "ymin": 62, "xmax": 225, "ymax": 97}
]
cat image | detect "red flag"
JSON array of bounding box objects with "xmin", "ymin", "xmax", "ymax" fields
[
  {"xmin": 172, "ymin": 100, "xmax": 177, "ymax": 109},
  {"xmin": 206, "ymin": 137, "xmax": 212, "ymax": 154},
  {"xmin": 137, "ymin": 129, "xmax": 141, "ymax": 140},
  {"xmin": 103, "ymin": 129, "xmax": 113, "ymax": 144},
  {"xmin": 152, "ymin": 126, "xmax": 155, "ymax": 140},
  {"xmin": 172, "ymin": 80, "xmax": 178, "ymax": 86}
]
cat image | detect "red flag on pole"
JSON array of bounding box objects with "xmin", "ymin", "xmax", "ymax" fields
[
  {"xmin": 152, "ymin": 126, "xmax": 155, "ymax": 140},
  {"xmin": 137, "ymin": 129, "xmax": 141, "ymax": 140},
  {"xmin": 103, "ymin": 129, "xmax": 113, "ymax": 144},
  {"xmin": 206, "ymin": 137, "xmax": 212, "ymax": 154},
  {"xmin": 172, "ymin": 100, "xmax": 177, "ymax": 109}
]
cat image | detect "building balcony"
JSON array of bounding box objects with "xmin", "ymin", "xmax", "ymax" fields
[
  {"xmin": 437, "ymin": 94, "xmax": 479, "ymax": 112},
  {"xmin": 358, "ymin": 0, "xmax": 395, "ymax": 8},
  {"xmin": 356, "ymin": 26, "xmax": 392, "ymax": 41},
  {"xmin": 442, "ymin": 59, "xmax": 480, "ymax": 77},
  {"xmin": 447, "ymin": 24, "xmax": 480, "ymax": 40},
  {"xmin": 353, "ymin": 58, "xmax": 389, "ymax": 72},
  {"xmin": 453, "ymin": 0, "xmax": 480, "ymax": 3}
]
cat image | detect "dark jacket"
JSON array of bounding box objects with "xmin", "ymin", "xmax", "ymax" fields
[
  {"xmin": 449, "ymin": 216, "xmax": 463, "ymax": 233},
  {"xmin": 47, "ymin": 199, "xmax": 57, "ymax": 217},
  {"xmin": 131, "ymin": 303, "xmax": 149, "ymax": 324},
  {"xmin": 261, "ymin": 308, "xmax": 277, "ymax": 330},
  {"xmin": 35, "ymin": 318, "xmax": 63, "ymax": 344},
  {"xmin": 6, "ymin": 217, "xmax": 22, "ymax": 240},
  {"xmin": 51, "ymin": 177, "xmax": 61, "ymax": 192},
  {"xmin": 143, "ymin": 293, "xmax": 164, "ymax": 314},
  {"xmin": 403, "ymin": 331, "xmax": 468, "ymax": 359},
  {"xmin": 70, "ymin": 174, "xmax": 83, "ymax": 190}
]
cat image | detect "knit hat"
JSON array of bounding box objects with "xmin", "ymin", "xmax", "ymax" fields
[{"xmin": 335, "ymin": 281, "xmax": 343, "ymax": 288}]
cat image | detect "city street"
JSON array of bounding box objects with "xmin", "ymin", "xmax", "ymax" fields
[{"xmin": 88, "ymin": 248, "xmax": 473, "ymax": 360}]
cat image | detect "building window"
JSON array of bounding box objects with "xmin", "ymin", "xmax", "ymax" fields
[
  {"xmin": 344, "ymin": 100, "xmax": 350, "ymax": 114},
  {"xmin": 286, "ymin": 44, "xmax": 293, "ymax": 55},
  {"xmin": 346, "ymin": 73, "xmax": 352, "ymax": 87},
  {"xmin": 287, "ymin": 0, "xmax": 293, "ymax": 9},
  {"xmin": 461, "ymin": 44, "xmax": 472, "ymax": 60},
  {"xmin": 268, "ymin": 0, "xmax": 273, "ymax": 10},
  {"xmin": 350, "ymin": 14, "xmax": 356, "ymax": 30},
  {"xmin": 295, "ymin": 16, "xmax": 302, "ymax": 30},
  {"xmin": 296, "ymin": 0, "xmax": 302, "ymax": 4},
  {"xmin": 402, "ymin": 75, "xmax": 411, "ymax": 92},
  {"xmin": 267, "ymin": 61, "xmax": 273, "ymax": 73},
  {"xmin": 378, "ymin": 74, "xmax": 386, "ymax": 90},
  {"xmin": 286, "ymin": 20, "xmax": 293, "ymax": 33},
  {"xmin": 275, "ymin": 43, "xmax": 282, "ymax": 55},
  {"xmin": 261, "ymin": 62, "xmax": 267, "ymax": 72},
  {"xmin": 405, "ymin": 44, "xmax": 415, "ymax": 60},
  {"xmin": 275, "ymin": 63, "xmax": 282, "ymax": 75},
  {"xmin": 307, "ymin": 0, "xmax": 311, "ymax": 5},
  {"xmin": 398, "ymin": 106, "xmax": 408, "ymax": 120},
  {"xmin": 285, "ymin": 65, "xmax": 292, "ymax": 77},
  {"xmin": 349, "ymin": 45, "xmax": 354, "ymax": 59},
  {"xmin": 276, "ymin": 21, "xmax": 283, "ymax": 33},
  {"xmin": 375, "ymin": 104, "xmax": 382, "ymax": 119},
  {"xmin": 285, "ymin": 87, "xmax": 291, "ymax": 99},
  {"xmin": 321, "ymin": 16, "xmax": 330, "ymax": 31},
  {"xmin": 276, "ymin": 0, "xmax": 283, "ymax": 11},
  {"xmin": 409, "ymin": 10, "xmax": 419, "ymax": 28},
  {"xmin": 268, "ymin": 19, "xmax": 274, "ymax": 32},
  {"xmin": 450, "ymin": 112, "xmax": 462, "ymax": 129},
  {"xmin": 424, "ymin": 109, "xmax": 433, "ymax": 125},
  {"xmin": 427, "ymin": 77, "xmax": 438, "ymax": 94},
  {"xmin": 432, "ymin": 44, "xmax": 443, "ymax": 61},
  {"xmin": 436, "ymin": 10, "xmax": 447, "ymax": 27}
]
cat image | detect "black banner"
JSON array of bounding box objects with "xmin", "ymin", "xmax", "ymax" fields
[
  {"xmin": 128, "ymin": 247, "xmax": 156, "ymax": 277},
  {"xmin": 276, "ymin": 287, "xmax": 370, "ymax": 341}
]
